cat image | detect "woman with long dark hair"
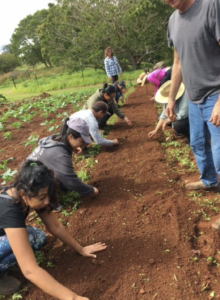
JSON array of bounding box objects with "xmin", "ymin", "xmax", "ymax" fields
[
  {"xmin": 28, "ymin": 117, "xmax": 98, "ymax": 196},
  {"xmin": 0, "ymin": 160, "xmax": 106, "ymax": 297}
]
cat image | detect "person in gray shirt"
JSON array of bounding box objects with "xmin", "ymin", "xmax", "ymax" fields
[
  {"xmin": 164, "ymin": 0, "xmax": 220, "ymax": 192},
  {"xmin": 28, "ymin": 118, "xmax": 98, "ymax": 197},
  {"xmin": 70, "ymin": 102, "xmax": 119, "ymax": 147}
]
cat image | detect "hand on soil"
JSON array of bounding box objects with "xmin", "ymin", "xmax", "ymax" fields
[
  {"xmin": 148, "ymin": 130, "xmax": 157, "ymax": 138},
  {"xmin": 81, "ymin": 242, "xmax": 107, "ymax": 258},
  {"xmin": 113, "ymin": 139, "xmax": 119, "ymax": 145},
  {"xmin": 126, "ymin": 118, "xmax": 132, "ymax": 126},
  {"xmin": 93, "ymin": 187, "xmax": 99, "ymax": 195}
]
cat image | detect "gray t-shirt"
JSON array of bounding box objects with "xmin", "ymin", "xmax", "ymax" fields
[{"xmin": 167, "ymin": 0, "xmax": 220, "ymax": 103}]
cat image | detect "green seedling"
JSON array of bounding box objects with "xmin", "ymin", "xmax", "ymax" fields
[
  {"xmin": 11, "ymin": 122, "xmax": 22, "ymax": 129},
  {"xmin": 77, "ymin": 170, "xmax": 89, "ymax": 181},
  {"xmin": 23, "ymin": 135, "xmax": 39, "ymax": 149},
  {"xmin": 0, "ymin": 122, "xmax": 4, "ymax": 131},
  {"xmin": 1, "ymin": 168, "xmax": 17, "ymax": 184},
  {"xmin": 35, "ymin": 250, "xmax": 44, "ymax": 265},
  {"xmin": 0, "ymin": 157, "xmax": 14, "ymax": 170},
  {"xmin": 47, "ymin": 261, "xmax": 55, "ymax": 268},
  {"xmin": 207, "ymin": 256, "xmax": 218, "ymax": 266},
  {"xmin": 11, "ymin": 293, "xmax": 22, "ymax": 300},
  {"xmin": 3, "ymin": 131, "xmax": 12, "ymax": 140}
]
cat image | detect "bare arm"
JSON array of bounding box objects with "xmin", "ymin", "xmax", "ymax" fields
[
  {"xmin": 148, "ymin": 119, "xmax": 165, "ymax": 138},
  {"xmin": 38, "ymin": 208, "xmax": 107, "ymax": 258},
  {"xmin": 166, "ymin": 50, "xmax": 183, "ymax": 120},
  {"xmin": 4, "ymin": 228, "xmax": 87, "ymax": 300}
]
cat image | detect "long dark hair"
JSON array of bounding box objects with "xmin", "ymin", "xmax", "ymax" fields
[
  {"xmin": 13, "ymin": 160, "xmax": 58, "ymax": 209},
  {"xmin": 102, "ymin": 83, "xmax": 116, "ymax": 96},
  {"xmin": 54, "ymin": 117, "xmax": 81, "ymax": 144}
]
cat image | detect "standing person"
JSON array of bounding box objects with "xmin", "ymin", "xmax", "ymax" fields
[
  {"xmin": 164, "ymin": 0, "xmax": 220, "ymax": 192},
  {"xmin": 0, "ymin": 160, "xmax": 106, "ymax": 297},
  {"xmin": 148, "ymin": 81, "xmax": 189, "ymax": 139},
  {"xmin": 113, "ymin": 81, "xmax": 126, "ymax": 103},
  {"xmin": 84, "ymin": 84, "xmax": 132, "ymax": 129},
  {"xmin": 28, "ymin": 118, "xmax": 98, "ymax": 196},
  {"xmin": 70, "ymin": 102, "xmax": 119, "ymax": 147},
  {"xmin": 104, "ymin": 47, "xmax": 122, "ymax": 84}
]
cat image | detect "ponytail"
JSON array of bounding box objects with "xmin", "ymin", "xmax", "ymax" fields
[{"xmin": 54, "ymin": 117, "xmax": 81, "ymax": 143}]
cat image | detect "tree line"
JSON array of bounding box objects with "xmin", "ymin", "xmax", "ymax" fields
[{"xmin": 0, "ymin": 0, "xmax": 173, "ymax": 74}]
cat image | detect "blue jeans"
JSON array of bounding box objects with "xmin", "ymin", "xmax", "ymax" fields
[
  {"xmin": 0, "ymin": 226, "xmax": 46, "ymax": 274},
  {"xmin": 189, "ymin": 93, "xmax": 220, "ymax": 186},
  {"xmin": 115, "ymin": 91, "xmax": 122, "ymax": 103}
]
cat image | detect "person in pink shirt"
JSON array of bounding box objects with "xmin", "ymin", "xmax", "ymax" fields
[{"xmin": 141, "ymin": 67, "xmax": 170, "ymax": 96}]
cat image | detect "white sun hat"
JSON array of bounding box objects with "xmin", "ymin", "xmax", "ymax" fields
[{"xmin": 155, "ymin": 80, "xmax": 185, "ymax": 104}]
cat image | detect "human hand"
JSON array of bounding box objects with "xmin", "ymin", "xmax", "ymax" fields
[
  {"xmin": 162, "ymin": 118, "xmax": 172, "ymax": 131},
  {"xmin": 121, "ymin": 96, "xmax": 125, "ymax": 104},
  {"xmin": 124, "ymin": 117, "xmax": 132, "ymax": 126},
  {"xmin": 148, "ymin": 130, "xmax": 157, "ymax": 138},
  {"xmin": 73, "ymin": 147, "xmax": 82, "ymax": 154},
  {"xmin": 209, "ymin": 100, "xmax": 220, "ymax": 127},
  {"xmin": 93, "ymin": 187, "xmax": 99, "ymax": 195},
  {"xmin": 165, "ymin": 100, "xmax": 176, "ymax": 121},
  {"xmin": 109, "ymin": 76, "xmax": 113, "ymax": 81},
  {"xmin": 80, "ymin": 242, "xmax": 107, "ymax": 258},
  {"xmin": 113, "ymin": 139, "xmax": 119, "ymax": 145}
]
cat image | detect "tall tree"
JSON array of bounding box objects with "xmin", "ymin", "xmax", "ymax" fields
[
  {"xmin": 39, "ymin": 0, "xmax": 172, "ymax": 70},
  {"xmin": 11, "ymin": 10, "xmax": 52, "ymax": 67}
]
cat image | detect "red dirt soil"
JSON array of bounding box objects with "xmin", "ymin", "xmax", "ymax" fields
[{"xmin": 1, "ymin": 86, "xmax": 220, "ymax": 300}]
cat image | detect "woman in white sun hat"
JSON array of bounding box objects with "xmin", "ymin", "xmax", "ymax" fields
[{"xmin": 148, "ymin": 80, "xmax": 189, "ymax": 140}]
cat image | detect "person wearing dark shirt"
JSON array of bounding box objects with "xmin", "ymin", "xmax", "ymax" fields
[
  {"xmin": 85, "ymin": 83, "xmax": 132, "ymax": 129},
  {"xmin": 0, "ymin": 160, "xmax": 106, "ymax": 297},
  {"xmin": 28, "ymin": 118, "xmax": 98, "ymax": 197},
  {"xmin": 113, "ymin": 81, "xmax": 126, "ymax": 103}
]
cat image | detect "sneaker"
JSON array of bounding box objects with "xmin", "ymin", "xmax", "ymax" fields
[
  {"xmin": 185, "ymin": 180, "xmax": 220, "ymax": 192},
  {"xmin": 0, "ymin": 273, "xmax": 21, "ymax": 295}
]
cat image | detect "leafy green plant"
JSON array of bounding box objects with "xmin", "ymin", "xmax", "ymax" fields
[
  {"xmin": 1, "ymin": 168, "xmax": 17, "ymax": 184},
  {"xmin": 11, "ymin": 121, "xmax": 22, "ymax": 129},
  {"xmin": 11, "ymin": 293, "xmax": 22, "ymax": 300},
  {"xmin": 47, "ymin": 261, "xmax": 55, "ymax": 268},
  {"xmin": 23, "ymin": 135, "xmax": 39, "ymax": 148},
  {"xmin": 0, "ymin": 157, "xmax": 14, "ymax": 170},
  {"xmin": 3, "ymin": 131, "xmax": 12, "ymax": 140},
  {"xmin": 0, "ymin": 122, "xmax": 4, "ymax": 131},
  {"xmin": 88, "ymin": 144, "xmax": 101, "ymax": 157},
  {"xmin": 35, "ymin": 250, "xmax": 44, "ymax": 265},
  {"xmin": 77, "ymin": 170, "xmax": 89, "ymax": 181}
]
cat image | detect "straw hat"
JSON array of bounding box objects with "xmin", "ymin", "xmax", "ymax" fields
[
  {"xmin": 141, "ymin": 74, "xmax": 148, "ymax": 87},
  {"xmin": 153, "ymin": 61, "xmax": 166, "ymax": 70},
  {"xmin": 155, "ymin": 80, "xmax": 185, "ymax": 104}
]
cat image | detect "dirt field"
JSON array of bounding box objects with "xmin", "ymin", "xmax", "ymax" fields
[{"xmin": 1, "ymin": 86, "xmax": 220, "ymax": 300}]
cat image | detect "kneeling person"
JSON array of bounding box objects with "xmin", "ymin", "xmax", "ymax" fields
[
  {"xmin": 148, "ymin": 81, "xmax": 189, "ymax": 139},
  {"xmin": 70, "ymin": 102, "xmax": 119, "ymax": 146}
]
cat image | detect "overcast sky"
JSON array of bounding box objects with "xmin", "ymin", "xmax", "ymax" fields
[{"xmin": 0, "ymin": 0, "xmax": 56, "ymax": 49}]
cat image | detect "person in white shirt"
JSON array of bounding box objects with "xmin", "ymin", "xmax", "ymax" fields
[{"xmin": 70, "ymin": 102, "xmax": 119, "ymax": 147}]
